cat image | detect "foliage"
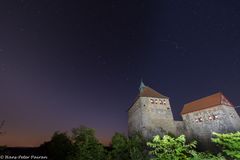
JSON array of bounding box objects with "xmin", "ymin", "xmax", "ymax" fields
[
  {"xmin": 212, "ymin": 131, "xmax": 240, "ymax": 160},
  {"xmin": 0, "ymin": 145, "xmax": 7, "ymax": 155},
  {"xmin": 109, "ymin": 132, "xmax": 149, "ymax": 160},
  {"xmin": 190, "ymin": 151, "xmax": 225, "ymax": 160},
  {"xmin": 128, "ymin": 133, "xmax": 149, "ymax": 160},
  {"xmin": 147, "ymin": 134, "xmax": 224, "ymax": 160},
  {"xmin": 40, "ymin": 132, "xmax": 73, "ymax": 160},
  {"xmin": 67, "ymin": 126, "xmax": 106, "ymax": 160},
  {"xmin": 110, "ymin": 133, "xmax": 129, "ymax": 160},
  {"xmin": 147, "ymin": 135, "xmax": 196, "ymax": 160},
  {"xmin": 38, "ymin": 126, "xmax": 240, "ymax": 160}
]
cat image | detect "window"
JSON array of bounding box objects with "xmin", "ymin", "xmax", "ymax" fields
[
  {"xmin": 150, "ymin": 99, "xmax": 154, "ymax": 104},
  {"xmin": 163, "ymin": 100, "xmax": 166, "ymax": 105},
  {"xmin": 230, "ymin": 112, "xmax": 235, "ymax": 118},
  {"xmin": 213, "ymin": 115, "xmax": 218, "ymax": 120},
  {"xmin": 208, "ymin": 114, "xmax": 219, "ymax": 120},
  {"xmin": 159, "ymin": 99, "xmax": 163, "ymax": 105},
  {"xmin": 196, "ymin": 117, "xmax": 203, "ymax": 122}
]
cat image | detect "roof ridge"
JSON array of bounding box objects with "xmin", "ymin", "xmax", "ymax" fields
[
  {"xmin": 184, "ymin": 92, "xmax": 222, "ymax": 106},
  {"xmin": 181, "ymin": 92, "xmax": 233, "ymax": 115},
  {"xmin": 139, "ymin": 85, "xmax": 168, "ymax": 98}
]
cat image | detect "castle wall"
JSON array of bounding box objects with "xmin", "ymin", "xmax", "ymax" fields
[
  {"xmin": 140, "ymin": 97, "xmax": 176, "ymax": 138},
  {"xmin": 128, "ymin": 96, "xmax": 177, "ymax": 138},
  {"xmin": 221, "ymin": 106, "xmax": 240, "ymax": 131},
  {"xmin": 182, "ymin": 105, "xmax": 240, "ymax": 143},
  {"xmin": 128, "ymin": 99, "xmax": 142, "ymax": 136},
  {"xmin": 175, "ymin": 121, "xmax": 186, "ymax": 136},
  {"xmin": 128, "ymin": 87, "xmax": 240, "ymax": 151}
]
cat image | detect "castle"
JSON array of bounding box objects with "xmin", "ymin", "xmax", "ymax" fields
[{"xmin": 128, "ymin": 81, "xmax": 240, "ymax": 147}]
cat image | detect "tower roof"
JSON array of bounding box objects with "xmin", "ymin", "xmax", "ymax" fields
[
  {"xmin": 138, "ymin": 85, "xmax": 168, "ymax": 98},
  {"xmin": 128, "ymin": 82, "xmax": 168, "ymax": 111},
  {"xmin": 138, "ymin": 80, "xmax": 168, "ymax": 98},
  {"xmin": 181, "ymin": 92, "xmax": 234, "ymax": 115}
]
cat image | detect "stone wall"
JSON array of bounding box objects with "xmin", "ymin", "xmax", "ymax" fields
[
  {"xmin": 182, "ymin": 105, "xmax": 240, "ymax": 144},
  {"xmin": 128, "ymin": 98, "xmax": 142, "ymax": 136},
  {"xmin": 175, "ymin": 121, "xmax": 186, "ymax": 136},
  {"xmin": 221, "ymin": 106, "xmax": 240, "ymax": 131},
  {"xmin": 128, "ymin": 96, "xmax": 177, "ymax": 138}
]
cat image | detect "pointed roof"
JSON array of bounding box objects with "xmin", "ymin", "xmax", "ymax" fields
[
  {"xmin": 181, "ymin": 92, "xmax": 234, "ymax": 115},
  {"xmin": 139, "ymin": 86, "xmax": 168, "ymax": 98},
  {"xmin": 128, "ymin": 81, "xmax": 168, "ymax": 111},
  {"xmin": 138, "ymin": 80, "xmax": 168, "ymax": 98}
]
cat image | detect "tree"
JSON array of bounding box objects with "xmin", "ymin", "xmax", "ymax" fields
[
  {"xmin": 190, "ymin": 151, "xmax": 225, "ymax": 160},
  {"xmin": 212, "ymin": 131, "xmax": 240, "ymax": 159},
  {"xmin": 40, "ymin": 132, "xmax": 73, "ymax": 160},
  {"xmin": 111, "ymin": 133, "xmax": 129, "ymax": 160},
  {"xmin": 0, "ymin": 120, "xmax": 7, "ymax": 155},
  {"xmin": 67, "ymin": 126, "xmax": 106, "ymax": 160},
  {"xmin": 110, "ymin": 133, "xmax": 129, "ymax": 160},
  {"xmin": 128, "ymin": 133, "xmax": 149, "ymax": 160},
  {"xmin": 147, "ymin": 134, "xmax": 224, "ymax": 160},
  {"xmin": 109, "ymin": 132, "xmax": 149, "ymax": 160},
  {"xmin": 147, "ymin": 135, "xmax": 196, "ymax": 160}
]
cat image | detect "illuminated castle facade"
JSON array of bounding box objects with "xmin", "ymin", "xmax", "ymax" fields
[{"xmin": 128, "ymin": 81, "xmax": 240, "ymax": 146}]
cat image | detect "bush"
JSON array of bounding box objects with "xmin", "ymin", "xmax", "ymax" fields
[
  {"xmin": 212, "ymin": 131, "xmax": 240, "ymax": 159},
  {"xmin": 147, "ymin": 135, "xmax": 196, "ymax": 160},
  {"xmin": 147, "ymin": 134, "xmax": 224, "ymax": 160},
  {"xmin": 67, "ymin": 126, "xmax": 106, "ymax": 160},
  {"xmin": 40, "ymin": 132, "xmax": 73, "ymax": 160},
  {"xmin": 109, "ymin": 132, "xmax": 149, "ymax": 160}
]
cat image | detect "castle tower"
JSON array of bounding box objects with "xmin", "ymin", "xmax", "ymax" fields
[
  {"xmin": 128, "ymin": 81, "xmax": 176, "ymax": 138},
  {"xmin": 181, "ymin": 92, "xmax": 240, "ymax": 147}
]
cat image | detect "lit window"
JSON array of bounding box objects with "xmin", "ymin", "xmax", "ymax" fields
[
  {"xmin": 208, "ymin": 116, "xmax": 213, "ymax": 120},
  {"xmin": 150, "ymin": 99, "xmax": 154, "ymax": 104},
  {"xmin": 163, "ymin": 100, "xmax": 166, "ymax": 105},
  {"xmin": 155, "ymin": 99, "xmax": 158, "ymax": 104},
  {"xmin": 198, "ymin": 117, "xmax": 203, "ymax": 122},
  {"xmin": 212, "ymin": 115, "xmax": 217, "ymax": 120},
  {"xmin": 195, "ymin": 117, "xmax": 203, "ymax": 123},
  {"xmin": 159, "ymin": 99, "xmax": 163, "ymax": 105}
]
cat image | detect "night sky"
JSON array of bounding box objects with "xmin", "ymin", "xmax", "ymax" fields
[{"xmin": 0, "ymin": 0, "xmax": 240, "ymax": 147}]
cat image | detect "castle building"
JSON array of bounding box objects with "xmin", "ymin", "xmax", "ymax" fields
[
  {"xmin": 128, "ymin": 81, "xmax": 240, "ymax": 145},
  {"xmin": 181, "ymin": 92, "xmax": 240, "ymax": 146}
]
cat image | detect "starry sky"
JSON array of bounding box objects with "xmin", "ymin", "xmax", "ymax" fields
[{"xmin": 0, "ymin": 0, "xmax": 240, "ymax": 147}]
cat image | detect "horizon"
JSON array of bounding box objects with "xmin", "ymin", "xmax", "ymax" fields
[{"xmin": 1, "ymin": 88, "xmax": 240, "ymax": 147}]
